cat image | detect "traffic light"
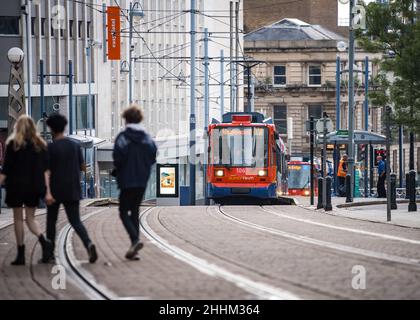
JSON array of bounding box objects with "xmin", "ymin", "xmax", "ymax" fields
[
  {"xmin": 373, "ymin": 148, "xmax": 386, "ymax": 166},
  {"xmin": 357, "ymin": 144, "xmax": 366, "ymax": 162}
]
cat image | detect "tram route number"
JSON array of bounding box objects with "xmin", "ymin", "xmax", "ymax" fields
[{"xmin": 159, "ymin": 304, "xmax": 260, "ymax": 317}]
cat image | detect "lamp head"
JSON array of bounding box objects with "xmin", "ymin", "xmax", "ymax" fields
[
  {"xmin": 336, "ymin": 41, "xmax": 347, "ymax": 52},
  {"xmin": 7, "ymin": 47, "xmax": 24, "ymax": 64}
]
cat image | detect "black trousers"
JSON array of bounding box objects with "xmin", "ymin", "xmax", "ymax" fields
[
  {"xmin": 119, "ymin": 187, "xmax": 145, "ymax": 245},
  {"xmin": 338, "ymin": 176, "xmax": 346, "ymax": 197},
  {"xmin": 377, "ymin": 174, "xmax": 387, "ymax": 198},
  {"xmin": 47, "ymin": 201, "xmax": 92, "ymax": 249}
]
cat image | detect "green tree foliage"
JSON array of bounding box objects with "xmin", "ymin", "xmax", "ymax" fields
[{"xmin": 356, "ymin": 0, "xmax": 420, "ymax": 133}]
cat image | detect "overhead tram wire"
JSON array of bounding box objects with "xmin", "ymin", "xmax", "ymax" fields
[
  {"xmin": 121, "ymin": 11, "xmax": 186, "ymax": 31},
  {"xmin": 69, "ymin": 0, "xmax": 306, "ymax": 13},
  {"xmin": 112, "ymin": 0, "xmax": 210, "ymax": 103},
  {"xmin": 133, "ymin": 42, "xmax": 192, "ymax": 60}
]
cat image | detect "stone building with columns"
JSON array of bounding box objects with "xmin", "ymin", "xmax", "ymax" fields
[{"xmin": 244, "ymin": 18, "xmax": 383, "ymax": 158}]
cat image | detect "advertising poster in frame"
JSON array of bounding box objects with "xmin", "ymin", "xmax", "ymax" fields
[{"xmin": 156, "ymin": 164, "xmax": 179, "ymax": 198}]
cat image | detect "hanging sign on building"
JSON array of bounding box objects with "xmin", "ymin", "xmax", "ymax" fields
[{"xmin": 107, "ymin": 6, "xmax": 121, "ymax": 60}]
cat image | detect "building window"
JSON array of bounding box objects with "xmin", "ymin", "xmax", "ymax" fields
[
  {"xmin": 273, "ymin": 105, "xmax": 287, "ymax": 134},
  {"xmin": 308, "ymin": 64, "xmax": 322, "ymax": 86},
  {"xmin": 50, "ymin": 19, "xmax": 54, "ymax": 37},
  {"xmin": 0, "ymin": 16, "xmax": 20, "ymax": 35},
  {"xmin": 87, "ymin": 21, "xmax": 91, "ymax": 38},
  {"xmin": 74, "ymin": 95, "xmax": 95, "ymax": 130},
  {"xmin": 31, "ymin": 17, "xmax": 36, "ymax": 36},
  {"xmin": 41, "ymin": 18, "xmax": 45, "ymax": 36},
  {"xmin": 308, "ymin": 105, "xmax": 323, "ymax": 120},
  {"xmin": 273, "ymin": 65, "xmax": 286, "ymax": 86},
  {"xmin": 69, "ymin": 20, "xmax": 74, "ymax": 38},
  {"xmin": 78, "ymin": 21, "xmax": 83, "ymax": 38}
]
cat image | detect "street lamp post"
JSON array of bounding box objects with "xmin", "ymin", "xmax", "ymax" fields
[
  {"xmin": 7, "ymin": 47, "xmax": 26, "ymax": 135},
  {"xmin": 347, "ymin": 0, "xmax": 356, "ymax": 202}
]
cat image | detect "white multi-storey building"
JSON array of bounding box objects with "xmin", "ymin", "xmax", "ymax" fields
[
  {"xmin": 95, "ymin": 0, "xmax": 243, "ymax": 199},
  {"xmin": 0, "ymin": 0, "xmax": 244, "ymax": 200}
]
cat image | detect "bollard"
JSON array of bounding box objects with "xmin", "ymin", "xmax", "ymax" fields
[
  {"xmin": 390, "ymin": 173, "xmax": 397, "ymax": 210},
  {"xmin": 408, "ymin": 170, "xmax": 417, "ymax": 212},
  {"xmin": 405, "ymin": 173, "xmax": 410, "ymax": 199},
  {"xmin": 345, "ymin": 174, "xmax": 353, "ymax": 203},
  {"xmin": 317, "ymin": 177, "xmax": 323, "ymax": 209},
  {"xmin": 325, "ymin": 176, "xmax": 333, "ymax": 211}
]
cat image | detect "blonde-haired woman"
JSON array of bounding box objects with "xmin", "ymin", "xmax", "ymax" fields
[{"xmin": 0, "ymin": 115, "xmax": 52, "ymax": 265}]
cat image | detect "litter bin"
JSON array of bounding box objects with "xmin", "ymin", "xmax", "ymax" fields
[{"xmin": 180, "ymin": 186, "xmax": 190, "ymax": 206}]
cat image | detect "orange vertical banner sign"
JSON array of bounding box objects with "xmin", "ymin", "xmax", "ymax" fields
[{"xmin": 107, "ymin": 6, "xmax": 121, "ymax": 60}]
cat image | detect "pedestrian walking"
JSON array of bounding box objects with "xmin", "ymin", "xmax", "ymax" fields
[
  {"xmin": 376, "ymin": 155, "xmax": 387, "ymax": 198},
  {"xmin": 113, "ymin": 105, "xmax": 157, "ymax": 260},
  {"xmin": 44, "ymin": 114, "xmax": 97, "ymax": 263},
  {"xmin": 337, "ymin": 154, "xmax": 348, "ymax": 197},
  {"xmin": 0, "ymin": 115, "xmax": 52, "ymax": 265}
]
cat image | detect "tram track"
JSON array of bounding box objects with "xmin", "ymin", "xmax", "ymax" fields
[
  {"xmin": 55, "ymin": 207, "xmax": 119, "ymax": 300},
  {"xmin": 142, "ymin": 206, "xmax": 355, "ymax": 299},
  {"xmin": 217, "ymin": 205, "xmax": 420, "ymax": 268},
  {"xmin": 140, "ymin": 207, "xmax": 301, "ymax": 300}
]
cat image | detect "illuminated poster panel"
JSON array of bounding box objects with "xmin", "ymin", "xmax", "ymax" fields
[{"xmin": 156, "ymin": 164, "xmax": 179, "ymax": 198}]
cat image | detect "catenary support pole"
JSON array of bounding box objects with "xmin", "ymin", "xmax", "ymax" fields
[
  {"xmin": 220, "ymin": 49, "xmax": 224, "ymax": 118},
  {"xmin": 203, "ymin": 28, "xmax": 209, "ymax": 205},
  {"xmin": 364, "ymin": 56, "xmax": 369, "ymax": 198},
  {"xmin": 347, "ymin": 0, "xmax": 356, "ymax": 202},
  {"xmin": 310, "ymin": 116, "xmax": 315, "ymax": 206},
  {"xmin": 189, "ymin": 0, "xmax": 196, "ymax": 205},
  {"xmin": 39, "ymin": 59, "xmax": 45, "ymax": 138},
  {"xmin": 69, "ymin": 60, "xmax": 73, "ymax": 135}
]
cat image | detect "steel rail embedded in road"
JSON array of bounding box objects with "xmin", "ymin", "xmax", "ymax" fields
[
  {"xmin": 217, "ymin": 206, "xmax": 420, "ymax": 268},
  {"xmin": 139, "ymin": 207, "xmax": 300, "ymax": 300},
  {"xmin": 56, "ymin": 207, "xmax": 117, "ymax": 300},
  {"xmin": 261, "ymin": 206, "xmax": 420, "ymax": 245}
]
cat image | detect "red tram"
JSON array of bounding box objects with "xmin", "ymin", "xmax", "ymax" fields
[
  {"xmin": 207, "ymin": 112, "xmax": 288, "ymax": 200},
  {"xmin": 287, "ymin": 161, "xmax": 319, "ymax": 196}
]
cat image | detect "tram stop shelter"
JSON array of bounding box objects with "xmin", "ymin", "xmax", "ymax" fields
[{"xmin": 317, "ymin": 130, "xmax": 386, "ymax": 197}]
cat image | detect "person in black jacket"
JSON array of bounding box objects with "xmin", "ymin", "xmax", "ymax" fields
[
  {"xmin": 113, "ymin": 105, "xmax": 157, "ymax": 260},
  {"xmin": 0, "ymin": 115, "xmax": 52, "ymax": 265},
  {"xmin": 44, "ymin": 114, "xmax": 97, "ymax": 263}
]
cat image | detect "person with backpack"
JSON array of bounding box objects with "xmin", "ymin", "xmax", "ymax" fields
[
  {"xmin": 44, "ymin": 114, "xmax": 97, "ymax": 263},
  {"xmin": 113, "ymin": 105, "xmax": 157, "ymax": 260},
  {"xmin": 0, "ymin": 115, "xmax": 52, "ymax": 265}
]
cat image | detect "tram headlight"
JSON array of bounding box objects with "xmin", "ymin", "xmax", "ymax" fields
[
  {"xmin": 258, "ymin": 170, "xmax": 267, "ymax": 177},
  {"xmin": 215, "ymin": 169, "xmax": 224, "ymax": 177},
  {"xmin": 304, "ymin": 190, "xmax": 310, "ymax": 196}
]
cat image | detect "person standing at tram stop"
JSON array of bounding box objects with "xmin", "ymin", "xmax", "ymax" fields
[
  {"xmin": 0, "ymin": 115, "xmax": 53, "ymax": 265},
  {"xmin": 44, "ymin": 114, "xmax": 98, "ymax": 263},
  {"xmin": 113, "ymin": 105, "xmax": 157, "ymax": 261},
  {"xmin": 376, "ymin": 155, "xmax": 387, "ymax": 198},
  {"xmin": 337, "ymin": 154, "xmax": 348, "ymax": 197}
]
